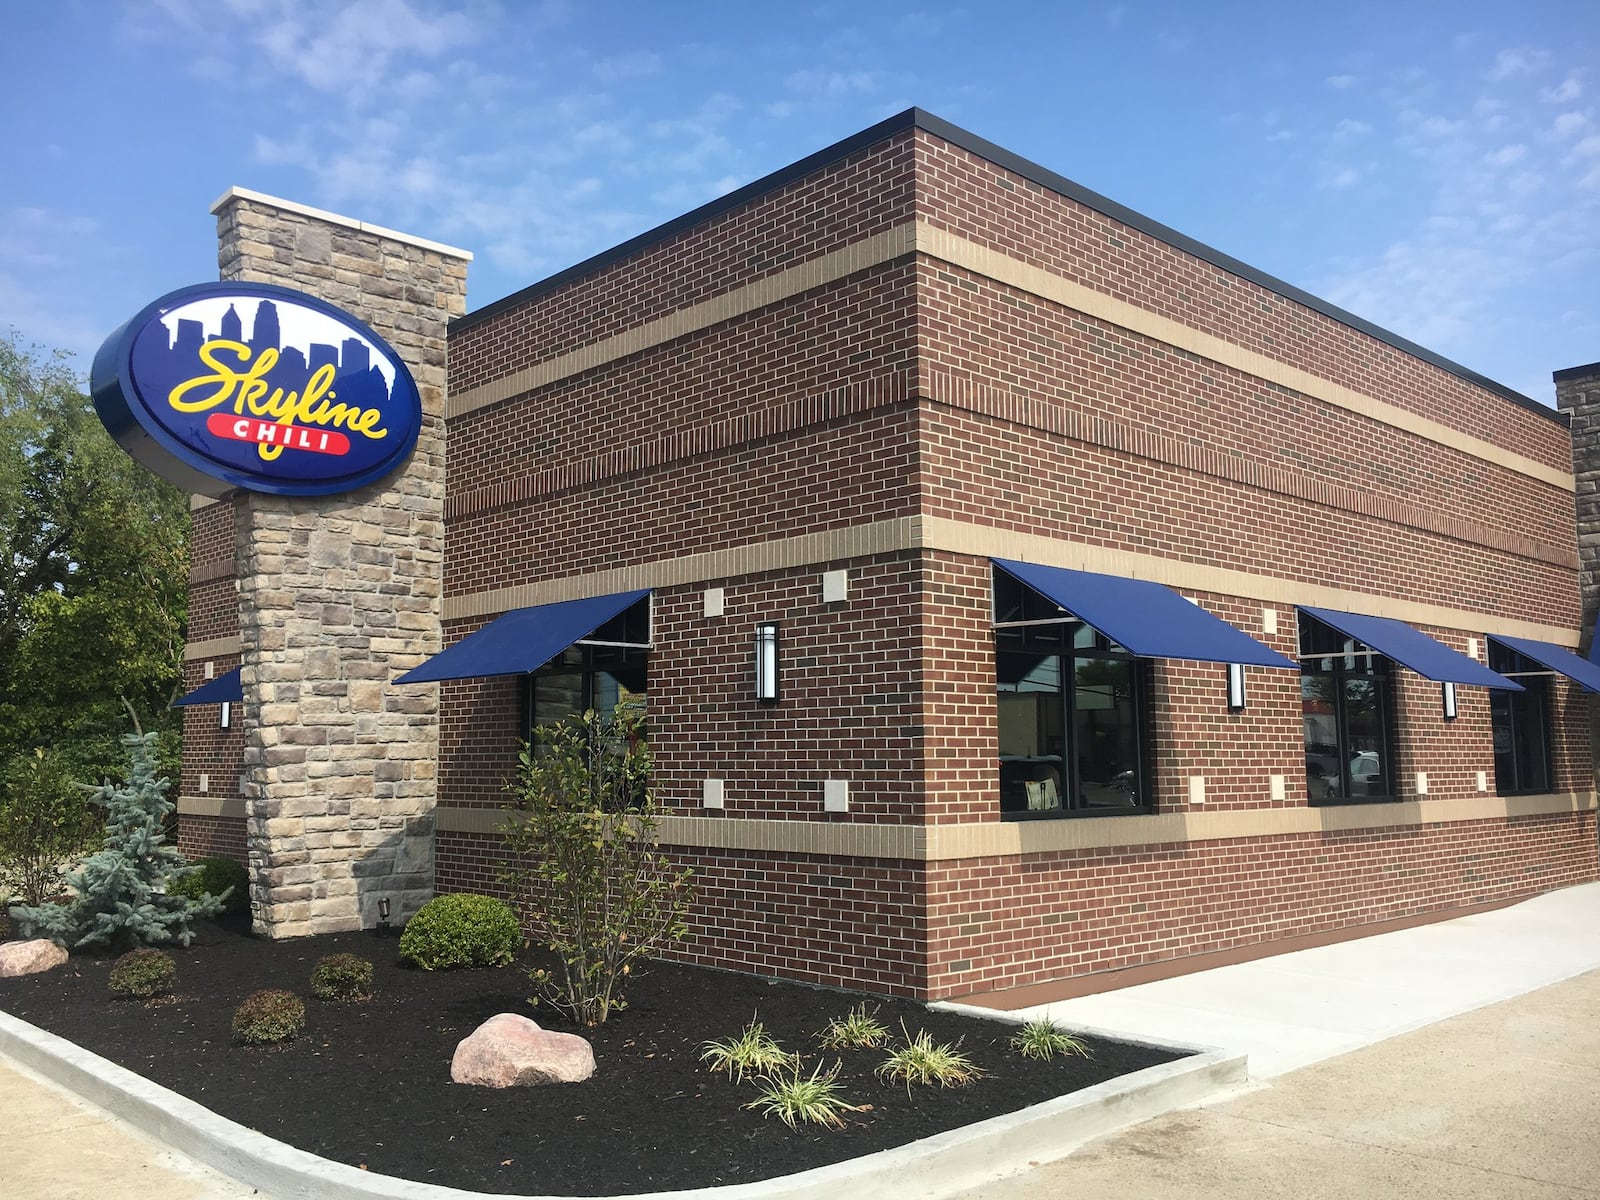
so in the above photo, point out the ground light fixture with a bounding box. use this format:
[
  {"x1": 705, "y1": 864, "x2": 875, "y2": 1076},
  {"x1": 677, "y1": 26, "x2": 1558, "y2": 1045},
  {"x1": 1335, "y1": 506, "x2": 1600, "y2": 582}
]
[
  {"x1": 755, "y1": 622, "x2": 780, "y2": 703},
  {"x1": 376, "y1": 897, "x2": 392, "y2": 937}
]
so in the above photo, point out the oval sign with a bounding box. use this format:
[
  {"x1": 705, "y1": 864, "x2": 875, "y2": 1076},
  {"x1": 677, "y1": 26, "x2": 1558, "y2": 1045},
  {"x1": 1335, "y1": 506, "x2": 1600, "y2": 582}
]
[{"x1": 91, "y1": 281, "x2": 423, "y2": 497}]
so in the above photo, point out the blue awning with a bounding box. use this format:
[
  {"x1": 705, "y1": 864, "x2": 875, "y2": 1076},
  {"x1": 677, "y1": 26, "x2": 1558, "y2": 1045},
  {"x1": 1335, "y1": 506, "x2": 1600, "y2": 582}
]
[
  {"x1": 173, "y1": 668, "x2": 243, "y2": 706},
  {"x1": 394, "y1": 590, "x2": 650, "y2": 684},
  {"x1": 993, "y1": 559, "x2": 1298, "y2": 669},
  {"x1": 1300, "y1": 607, "x2": 1521, "y2": 690},
  {"x1": 1489, "y1": 634, "x2": 1600, "y2": 694}
]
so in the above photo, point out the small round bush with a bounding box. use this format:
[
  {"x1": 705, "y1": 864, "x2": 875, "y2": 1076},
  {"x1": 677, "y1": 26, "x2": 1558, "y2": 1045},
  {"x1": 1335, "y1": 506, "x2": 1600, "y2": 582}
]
[
  {"x1": 0, "y1": 907, "x2": 12, "y2": 942},
  {"x1": 232, "y1": 989, "x2": 305, "y2": 1045},
  {"x1": 169, "y1": 856, "x2": 250, "y2": 916},
  {"x1": 311, "y1": 953, "x2": 374, "y2": 1002},
  {"x1": 398, "y1": 893, "x2": 519, "y2": 971},
  {"x1": 109, "y1": 949, "x2": 177, "y2": 999}
]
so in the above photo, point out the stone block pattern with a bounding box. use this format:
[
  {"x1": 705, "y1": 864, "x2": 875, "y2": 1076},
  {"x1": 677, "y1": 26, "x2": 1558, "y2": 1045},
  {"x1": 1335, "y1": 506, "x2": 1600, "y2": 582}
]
[
  {"x1": 433, "y1": 117, "x2": 1594, "y2": 999},
  {"x1": 216, "y1": 195, "x2": 468, "y2": 937}
]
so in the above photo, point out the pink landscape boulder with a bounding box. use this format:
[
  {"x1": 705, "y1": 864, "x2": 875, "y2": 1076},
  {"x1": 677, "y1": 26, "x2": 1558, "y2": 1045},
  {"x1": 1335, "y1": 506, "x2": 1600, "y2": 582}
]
[
  {"x1": 0, "y1": 939, "x2": 67, "y2": 978},
  {"x1": 451, "y1": 1013, "x2": 596, "y2": 1087}
]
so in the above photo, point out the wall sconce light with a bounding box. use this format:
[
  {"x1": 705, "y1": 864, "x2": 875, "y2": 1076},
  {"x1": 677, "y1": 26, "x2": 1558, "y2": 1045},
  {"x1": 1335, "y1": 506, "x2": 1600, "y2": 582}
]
[
  {"x1": 1226, "y1": 663, "x2": 1246, "y2": 712},
  {"x1": 755, "y1": 623, "x2": 780, "y2": 703},
  {"x1": 219, "y1": 701, "x2": 232, "y2": 730},
  {"x1": 1441, "y1": 682, "x2": 1458, "y2": 721}
]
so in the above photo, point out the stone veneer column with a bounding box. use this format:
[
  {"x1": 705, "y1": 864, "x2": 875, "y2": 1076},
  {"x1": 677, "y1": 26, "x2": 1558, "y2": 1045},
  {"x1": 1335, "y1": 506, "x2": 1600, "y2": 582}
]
[
  {"x1": 213, "y1": 188, "x2": 470, "y2": 937},
  {"x1": 1557, "y1": 362, "x2": 1600, "y2": 655},
  {"x1": 1557, "y1": 361, "x2": 1600, "y2": 795}
]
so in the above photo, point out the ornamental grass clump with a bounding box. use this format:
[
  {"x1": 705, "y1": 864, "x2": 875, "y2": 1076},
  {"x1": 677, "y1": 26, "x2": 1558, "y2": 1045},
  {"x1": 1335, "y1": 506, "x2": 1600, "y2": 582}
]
[
  {"x1": 876, "y1": 1024, "x2": 984, "y2": 1093},
  {"x1": 232, "y1": 989, "x2": 305, "y2": 1045},
  {"x1": 108, "y1": 948, "x2": 176, "y2": 999},
  {"x1": 1009, "y1": 1017, "x2": 1091, "y2": 1061},
  {"x1": 745, "y1": 1059, "x2": 857, "y2": 1129},
  {"x1": 818, "y1": 1002, "x2": 890, "y2": 1051},
  {"x1": 311, "y1": 953, "x2": 374, "y2": 1003},
  {"x1": 398, "y1": 894, "x2": 519, "y2": 971},
  {"x1": 701, "y1": 1014, "x2": 797, "y2": 1083}
]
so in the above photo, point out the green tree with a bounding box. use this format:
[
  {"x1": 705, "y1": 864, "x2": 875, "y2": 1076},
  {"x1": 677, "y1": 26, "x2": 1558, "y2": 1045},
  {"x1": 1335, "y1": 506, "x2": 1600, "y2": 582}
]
[
  {"x1": 0, "y1": 747, "x2": 97, "y2": 904},
  {"x1": 0, "y1": 332, "x2": 189, "y2": 785},
  {"x1": 501, "y1": 703, "x2": 695, "y2": 1026},
  {"x1": 13, "y1": 732, "x2": 219, "y2": 950}
]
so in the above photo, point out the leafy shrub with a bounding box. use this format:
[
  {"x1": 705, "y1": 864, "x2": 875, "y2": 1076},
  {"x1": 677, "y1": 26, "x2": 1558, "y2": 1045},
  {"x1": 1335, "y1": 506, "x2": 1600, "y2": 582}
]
[
  {"x1": 232, "y1": 989, "x2": 305, "y2": 1044},
  {"x1": 500, "y1": 702, "x2": 694, "y2": 1026},
  {"x1": 1009, "y1": 1017, "x2": 1091, "y2": 1061},
  {"x1": 108, "y1": 948, "x2": 177, "y2": 999},
  {"x1": 701, "y1": 1014, "x2": 797, "y2": 1082},
  {"x1": 0, "y1": 747, "x2": 97, "y2": 906},
  {"x1": 876, "y1": 1025, "x2": 983, "y2": 1092},
  {"x1": 818, "y1": 1003, "x2": 890, "y2": 1050},
  {"x1": 0, "y1": 907, "x2": 11, "y2": 942},
  {"x1": 311, "y1": 953, "x2": 374, "y2": 1002},
  {"x1": 745, "y1": 1060, "x2": 857, "y2": 1129},
  {"x1": 398, "y1": 893, "x2": 519, "y2": 971},
  {"x1": 168, "y1": 856, "x2": 249, "y2": 916}
]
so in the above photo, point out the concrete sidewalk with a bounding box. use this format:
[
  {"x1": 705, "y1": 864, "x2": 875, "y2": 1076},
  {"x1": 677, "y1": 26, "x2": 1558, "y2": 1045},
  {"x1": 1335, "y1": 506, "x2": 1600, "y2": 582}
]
[
  {"x1": 949, "y1": 965, "x2": 1600, "y2": 1199},
  {"x1": 3, "y1": 882, "x2": 1598, "y2": 1199}
]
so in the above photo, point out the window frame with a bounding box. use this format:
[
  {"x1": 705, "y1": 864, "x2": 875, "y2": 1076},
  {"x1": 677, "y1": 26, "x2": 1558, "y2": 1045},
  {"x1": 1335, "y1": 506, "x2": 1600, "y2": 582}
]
[
  {"x1": 1298, "y1": 611, "x2": 1400, "y2": 806},
  {"x1": 994, "y1": 572, "x2": 1154, "y2": 820},
  {"x1": 1487, "y1": 641, "x2": 1553, "y2": 797}
]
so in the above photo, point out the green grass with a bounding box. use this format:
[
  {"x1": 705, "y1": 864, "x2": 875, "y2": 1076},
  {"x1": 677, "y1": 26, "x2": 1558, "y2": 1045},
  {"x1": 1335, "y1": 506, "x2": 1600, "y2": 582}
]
[
  {"x1": 818, "y1": 1002, "x2": 890, "y2": 1050},
  {"x1": 876, "y1": 1023, "x2": 983, "y2": 1092},
  {"x1": 1009, "y1": 1017, "x2": 1091, "y2": 1061},
  {"x1": 700, "y1": 1014, "x2": 797, "y2": 1082},
  {"x1": 744, "y1": 1059, "x2": 857, "y2": 1129}
]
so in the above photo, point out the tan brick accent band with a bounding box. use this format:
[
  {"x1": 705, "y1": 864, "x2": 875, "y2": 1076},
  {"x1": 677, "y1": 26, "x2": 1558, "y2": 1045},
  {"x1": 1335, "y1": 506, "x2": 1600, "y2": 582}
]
[
  {"x1": 184, "y1": 636, "x2": 243, "y2": 661},
  {"x1": 440, "y1": 515, "x2": 1582, "y2": 648},
  {"x1": 449, "y1": 218, "x2": 1570, "y2": 492},
  {"x1": 447, "y1": 225, "x2": 918, "y2": 419},
  {"x1": 434, "y1": 791, "x2": 1594, "y2": 859},
  {"x1": 178, "y1": 796, "x2": 247, "y2": 820}
]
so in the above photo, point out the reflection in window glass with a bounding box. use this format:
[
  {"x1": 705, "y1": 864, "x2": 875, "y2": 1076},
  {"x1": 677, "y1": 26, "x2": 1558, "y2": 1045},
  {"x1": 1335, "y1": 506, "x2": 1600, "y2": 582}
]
[
  {"x1": 995, "y1": 573, "x2": 1148, "y2": 817},
  {"x1": 1299, "y1": 613, "x2": 1396, "y2": 804},
  {"x1": 1488, "y1": 643, "x2": 1551, "y2": 795}
]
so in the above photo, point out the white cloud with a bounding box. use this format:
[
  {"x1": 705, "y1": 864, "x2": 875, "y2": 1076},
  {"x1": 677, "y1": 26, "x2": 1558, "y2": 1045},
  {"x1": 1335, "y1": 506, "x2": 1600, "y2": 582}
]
[
  {"x1": 783, "y1": 68, "x2": 884, "y2": 98},
  {"x1": 1487, "y1": 46, "x2": 1551, "y2": 81},
  {"x1": 1542, "y1": 75, "x2": 1583, "y2": 103},
  {"x1": 1552, "y1": 112, "x2": 1590, "y2": 139},
  {"x1": 1326, "y1": 74, "x2": 1358, "y2": 89},
  {"x1": 593, "y1": 52, "x2": 661, "y2": 84},
  {"x1": 1333, "y1": 119, "x2": 1372, "y2": 139},
  {"x1": 1319, "y1": 164, "x2": 1364, "y2": 189},
  {"x1": 1482, "y1": 144, "x2": 1526, "y2": 167}
]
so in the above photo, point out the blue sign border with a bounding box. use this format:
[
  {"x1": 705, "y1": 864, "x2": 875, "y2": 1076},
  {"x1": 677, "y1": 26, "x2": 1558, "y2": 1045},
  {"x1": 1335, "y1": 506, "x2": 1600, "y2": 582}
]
[{"x1": 91, "y1": 281, "x2": 423, "y2": 498}]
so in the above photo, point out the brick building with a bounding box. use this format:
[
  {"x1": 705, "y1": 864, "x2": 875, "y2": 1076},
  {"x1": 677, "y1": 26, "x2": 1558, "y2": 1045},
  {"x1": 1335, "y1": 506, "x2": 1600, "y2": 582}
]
[{"x1": 179, "y1": 109, "x2": 1599, "y2": 1002}]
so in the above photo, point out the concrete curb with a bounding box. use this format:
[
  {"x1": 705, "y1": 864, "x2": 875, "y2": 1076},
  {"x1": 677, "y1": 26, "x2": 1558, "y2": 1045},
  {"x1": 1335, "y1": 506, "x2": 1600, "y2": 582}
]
[{"x1": 0, "y1": 1009, "x2": 1243, "y2": 1200}]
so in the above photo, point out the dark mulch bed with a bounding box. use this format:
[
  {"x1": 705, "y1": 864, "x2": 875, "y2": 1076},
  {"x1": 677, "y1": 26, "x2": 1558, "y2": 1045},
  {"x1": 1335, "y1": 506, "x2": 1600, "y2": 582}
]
[{"x1": 0, "y1": 921, "x2": 1184, "y2": 1196}]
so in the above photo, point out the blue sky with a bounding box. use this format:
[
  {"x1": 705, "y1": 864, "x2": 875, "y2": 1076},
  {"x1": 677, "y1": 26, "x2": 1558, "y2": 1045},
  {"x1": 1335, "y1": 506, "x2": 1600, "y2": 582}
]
[{"x1": 2, "y1": 1, "x2": 1595, "y2": 404}]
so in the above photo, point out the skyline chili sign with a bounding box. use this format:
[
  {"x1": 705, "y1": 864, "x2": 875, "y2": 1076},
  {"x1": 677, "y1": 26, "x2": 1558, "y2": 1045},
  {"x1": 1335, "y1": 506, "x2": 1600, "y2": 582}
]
[{"x1": 91, "y1": 281, "x2": 423, "y2": 497}]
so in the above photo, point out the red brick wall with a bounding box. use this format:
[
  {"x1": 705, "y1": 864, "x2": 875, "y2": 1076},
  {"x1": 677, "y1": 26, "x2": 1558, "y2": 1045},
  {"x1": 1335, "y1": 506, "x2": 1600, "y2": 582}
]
[
  {"x1": 425, "y1": 117, "x2": 1594, "y2": 1001},
  {"x1": 912, "y1": 130, "x2": 1569, "y2": 467},
  {"x1": 177, "y1": 813, "x2": 247, "y2": 864},
  {"x1": 925, "y1": 811, "x2": 1597, "y2": 999}
]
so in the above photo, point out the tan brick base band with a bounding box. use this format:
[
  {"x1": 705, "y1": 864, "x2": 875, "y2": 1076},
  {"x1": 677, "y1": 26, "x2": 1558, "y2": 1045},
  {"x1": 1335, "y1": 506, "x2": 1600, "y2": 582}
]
[{"x1": 425, "y1": 790, "x2": 1594, "y2": 860}]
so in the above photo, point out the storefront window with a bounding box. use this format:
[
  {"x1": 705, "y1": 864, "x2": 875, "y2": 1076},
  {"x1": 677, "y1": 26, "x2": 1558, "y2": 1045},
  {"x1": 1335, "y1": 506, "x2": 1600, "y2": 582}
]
[
  {"x1": 995, "y1": 573, "x2": 1149, "y2": 816},
  {"x1": 1488, "y1": 642, "x2": 1551, "y2": 795},
  {"x1": 1299, "y1": 612, "x2": 1397, "y2": 804},
  {"x1": 524, "y1": 599, "x2": 649, "y2": 734}
]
